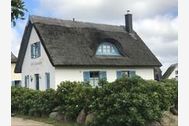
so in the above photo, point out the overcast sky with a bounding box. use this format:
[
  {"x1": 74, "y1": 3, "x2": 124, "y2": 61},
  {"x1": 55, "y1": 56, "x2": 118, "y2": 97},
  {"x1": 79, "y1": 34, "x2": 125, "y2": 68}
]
[{"x1": 11, "y1": 0, "x2": 178, "y2": 73}]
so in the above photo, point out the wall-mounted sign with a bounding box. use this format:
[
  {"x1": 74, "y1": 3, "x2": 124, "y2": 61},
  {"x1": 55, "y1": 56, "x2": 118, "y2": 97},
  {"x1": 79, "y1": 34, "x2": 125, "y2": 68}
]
[{"x1": 31, "y1": 61, "x2": 42, "y2": 66}]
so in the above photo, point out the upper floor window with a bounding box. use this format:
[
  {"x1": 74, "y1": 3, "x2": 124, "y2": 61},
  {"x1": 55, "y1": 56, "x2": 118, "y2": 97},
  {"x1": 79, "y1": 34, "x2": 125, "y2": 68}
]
[
  {"x1": 96, "y1": 42, "x2": 120, "y2": 56},
  {"x1": 31, "y1": 42, "x2": 41, "y2": 59}
]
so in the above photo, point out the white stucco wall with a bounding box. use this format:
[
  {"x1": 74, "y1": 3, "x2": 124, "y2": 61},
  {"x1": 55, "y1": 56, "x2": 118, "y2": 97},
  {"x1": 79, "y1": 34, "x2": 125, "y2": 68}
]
[
  {"x1": 21, "y1": 27, "x2": 55, "y2": 90},
  {"x1": 168, "y1": 65, "x2": 178, "y2": 80},
  {"x1": 55, "y1": 67, "x2": 154, "y2": 88}
]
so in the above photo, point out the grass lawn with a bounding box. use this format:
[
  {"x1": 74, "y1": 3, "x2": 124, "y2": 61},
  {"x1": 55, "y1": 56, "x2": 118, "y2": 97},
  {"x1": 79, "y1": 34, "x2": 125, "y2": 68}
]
[{"x1": 15, "y1": 115, "x2": 84, "y2": 126}]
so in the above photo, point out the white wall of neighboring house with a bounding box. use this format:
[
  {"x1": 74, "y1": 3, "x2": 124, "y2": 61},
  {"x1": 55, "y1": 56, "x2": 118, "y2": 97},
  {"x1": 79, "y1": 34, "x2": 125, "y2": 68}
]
[
  {"x1": 21, "y1": 27, "x2": 55, "y2": 90},
  {"x1": 168, "y1": 65, "x2": 178, "y2": 80},
  {"x1": 21, "y1": 26, "x2": 155, "y2": 90},
  {"x1": 55, "y1": 67, "x2": 154, "y2": 88},
  {"x1": 11, "y1": 63, "x2": 21, "y2": 82}
]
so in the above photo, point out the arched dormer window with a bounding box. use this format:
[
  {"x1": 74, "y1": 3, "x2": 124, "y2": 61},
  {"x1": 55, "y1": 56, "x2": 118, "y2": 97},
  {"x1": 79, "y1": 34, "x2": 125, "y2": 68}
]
[{"x1": 96, "y1": 42, "x2": 120, "y2": 56}]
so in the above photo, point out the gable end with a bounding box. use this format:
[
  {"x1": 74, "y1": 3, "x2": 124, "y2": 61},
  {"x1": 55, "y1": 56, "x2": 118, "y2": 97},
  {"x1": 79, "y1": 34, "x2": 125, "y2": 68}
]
[{"x1": 15, "y1": 20, "x2": 54, "y2": 73}]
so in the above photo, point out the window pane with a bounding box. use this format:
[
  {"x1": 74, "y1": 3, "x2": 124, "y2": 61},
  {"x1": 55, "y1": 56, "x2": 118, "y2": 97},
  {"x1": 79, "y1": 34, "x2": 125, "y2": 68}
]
[
  {"x1": 120, "y1": 71, "x2": 129, "y2": 77},
  {"x1": 98, "y1": 48, "x2": 101, "y2": 53},
  {"x1": 107, "y1": 45, "x2": 110, "y2": 53},
  {"x1": 31, "y1": 44, "x2": 36, "y2": 58},
  {"x1": 111, "y1": 46, "x2": 115, "y2": 53},
  {"x1": 90, "y1": 71, "x2": 99, "y2": 78},
  {"x1": 103, "y1": 45, "x2": 106, "y2": 53}
]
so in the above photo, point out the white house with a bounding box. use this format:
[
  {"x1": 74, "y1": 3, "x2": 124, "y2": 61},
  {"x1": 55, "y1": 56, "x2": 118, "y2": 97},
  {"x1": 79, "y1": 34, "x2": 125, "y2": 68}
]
[
  {"x1": 15, "y1": 13, "x2": 162, "y2": 90},
  {"x1": 11, "y1": 52, "x2": 21, "y2": 86},
  {"x1": 162, "y1": 63, "x2": 178, "y2": 80}
]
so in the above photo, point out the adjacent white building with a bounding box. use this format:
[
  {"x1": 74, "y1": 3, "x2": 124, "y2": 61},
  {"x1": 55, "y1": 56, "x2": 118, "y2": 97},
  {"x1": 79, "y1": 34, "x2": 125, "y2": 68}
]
[
  {"x1": 11, "y1": 53, "x2": 21, "y2": 86},
  {"x1": 162, "y1": 63, "x2": 178, "y2": 80},
  {"x1": 15, "y1": 14, "x2": 162, "y2": 90}
]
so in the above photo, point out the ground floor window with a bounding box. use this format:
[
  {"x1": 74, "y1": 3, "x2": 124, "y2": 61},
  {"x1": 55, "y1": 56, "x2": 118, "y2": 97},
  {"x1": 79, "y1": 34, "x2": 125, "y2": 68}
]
[
  {"x1": 45, "y1": 72, "x2": 50, "y2": 89},
  {"x1": 117, "y1": 71, "x2": 136, "y2": 79},
  {"x1": 83, "y1": 71, "x2": 107, "y2": 87},
  {"x1": 24, "y1": 75, "x2": 29, "y2": 88},
  {"x1": 35, "y1": 74, "x2": 40, "y2": 90},
  {"x1": 12, "y1": 80, "x2": 21, "y2": 87}
]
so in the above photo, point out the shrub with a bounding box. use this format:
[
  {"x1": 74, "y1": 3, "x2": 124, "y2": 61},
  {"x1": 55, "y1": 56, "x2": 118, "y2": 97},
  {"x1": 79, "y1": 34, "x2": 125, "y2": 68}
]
[
  {"x1": 56, "y1": 81, "x2": 94, "y2": 120},
  {"x1": 88, "y1": 76, "x2": 178, "y2": 126},
  {"x1": 29, "y1": 88, "x2": 58, "y2": 116},
  {"x1": 11, "y1": 87, "x2": 58, "y2": 117}
]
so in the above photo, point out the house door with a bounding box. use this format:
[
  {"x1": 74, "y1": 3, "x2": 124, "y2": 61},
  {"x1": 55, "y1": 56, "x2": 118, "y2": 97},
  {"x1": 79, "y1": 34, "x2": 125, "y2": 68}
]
[{"x1": 35, "y1": 74, "x2": 39, "y2": 90}]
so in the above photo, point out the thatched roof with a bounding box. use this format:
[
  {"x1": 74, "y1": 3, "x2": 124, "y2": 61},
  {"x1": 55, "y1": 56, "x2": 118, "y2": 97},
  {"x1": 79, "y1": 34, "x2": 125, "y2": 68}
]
[
  {"x1": 15, "y1": 15, "x2": 161, "y2": 73},
  {"x1": 162, "y1": 63, "x2": 178, "y2": 79},
  {"x1": 11, "y1": 52, "x2": 17, "y2": 63}
]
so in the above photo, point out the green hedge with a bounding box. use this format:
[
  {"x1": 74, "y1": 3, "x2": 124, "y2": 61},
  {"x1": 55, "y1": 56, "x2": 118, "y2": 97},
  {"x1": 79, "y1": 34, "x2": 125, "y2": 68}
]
[
  {"x1": 56, "y1": 81, "x2": 94, "y2": 120},
  {"x1": 88, "y1": 77, "x2": 178, "y2": 126},
  {"x1": 11, "y1": 77, "x2": 177, "y2": 126},
  {"x1": 11, "y1": 87, "x2": 58, "y2": 116}
]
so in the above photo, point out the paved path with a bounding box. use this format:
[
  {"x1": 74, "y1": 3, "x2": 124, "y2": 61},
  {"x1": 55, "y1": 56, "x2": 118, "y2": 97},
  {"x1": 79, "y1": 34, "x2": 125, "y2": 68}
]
[{"x1": 11, "y1": 117, "x2": 53, "y2": 126}]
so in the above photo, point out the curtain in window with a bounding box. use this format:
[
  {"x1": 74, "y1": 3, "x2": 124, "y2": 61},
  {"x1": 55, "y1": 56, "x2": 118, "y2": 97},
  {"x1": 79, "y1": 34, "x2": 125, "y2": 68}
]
[{"x1": 117, "y1": 70, "x2": 136, "y2": 79}]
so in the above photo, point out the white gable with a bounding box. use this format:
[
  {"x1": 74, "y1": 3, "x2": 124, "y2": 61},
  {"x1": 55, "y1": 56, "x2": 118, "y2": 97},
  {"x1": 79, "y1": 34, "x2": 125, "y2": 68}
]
[
  {"x1": 21, "y1": 26, "x2": 55, "y2": 90},
  {"x1": 168, "y1": 65, "x2": 178, "y2": 80}
]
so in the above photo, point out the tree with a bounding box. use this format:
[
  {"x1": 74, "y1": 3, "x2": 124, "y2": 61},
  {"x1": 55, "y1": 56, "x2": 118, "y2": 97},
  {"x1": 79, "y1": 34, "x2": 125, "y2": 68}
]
[{"x1": 11, "y1": 0, "x2": 27, "y2": 26}]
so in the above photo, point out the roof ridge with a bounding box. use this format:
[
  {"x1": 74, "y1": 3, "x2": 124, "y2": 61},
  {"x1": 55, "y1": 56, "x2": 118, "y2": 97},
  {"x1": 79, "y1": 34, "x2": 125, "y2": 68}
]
[{"x1": 29, "y1": 15, "x2": 126, "y2": 30}]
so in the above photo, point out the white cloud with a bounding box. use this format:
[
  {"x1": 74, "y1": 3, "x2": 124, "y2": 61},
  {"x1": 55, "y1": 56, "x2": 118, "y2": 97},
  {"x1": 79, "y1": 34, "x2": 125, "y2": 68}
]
[
  {"x1": 38, "y1": 0, "x2": 177, "y2": 23},
  {"x1": 134, "y1": 16, "x2": 178, "y2": 73}
]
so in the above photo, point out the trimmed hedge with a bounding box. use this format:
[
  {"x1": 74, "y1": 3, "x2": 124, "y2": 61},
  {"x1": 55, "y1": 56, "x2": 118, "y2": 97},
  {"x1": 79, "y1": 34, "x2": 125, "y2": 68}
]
[
  {"x1": 11, "y1": 77, "x2": 177, "y2": 126},
  {"x1": 88, "y1": 77, "x2": 178, "y2": 126},
  {"x1": 11, "y1": 87, "x2": 58, "y2": 116}
]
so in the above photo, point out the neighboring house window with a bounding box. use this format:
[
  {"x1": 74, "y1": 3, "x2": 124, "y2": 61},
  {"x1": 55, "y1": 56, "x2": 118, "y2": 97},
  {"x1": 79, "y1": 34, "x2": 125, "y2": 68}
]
[
  {"x1": 45, "y1": 72, "x2": 50, "y2": 89},
  {"x1": 175, "y1": 70, "x2": 178, "y2": 75},
  {"x1": 175, "y1": 70, "x2": 178, "y2": 80},
  {"x1": 31, "y1": 42, "x2": 41, "y2": 59},
  {"x1": 83, "y1": 71, "x2": 107, "y2": 86},
  {"x1": 24, "y1": 75, "x2": 29, "y2": 88},
  {"x1": 96, "y1": 42, "x2": 120, "y2": 56},
  {"x1": 14, "y1": 80, "x2": 21, "y2": 87},
  {"x1": 117, "y1": 71, "x2": 136, "y2": 79}
]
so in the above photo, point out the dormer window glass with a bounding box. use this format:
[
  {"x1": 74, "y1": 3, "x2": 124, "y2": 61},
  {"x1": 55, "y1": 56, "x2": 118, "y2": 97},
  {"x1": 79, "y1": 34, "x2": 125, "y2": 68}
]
[
  {"x1": 96, "y1": 42, "x2": 120, "y2": 56},
  {"x1": 31, "y1": 42, "x2": 41, "y2": 59}
]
